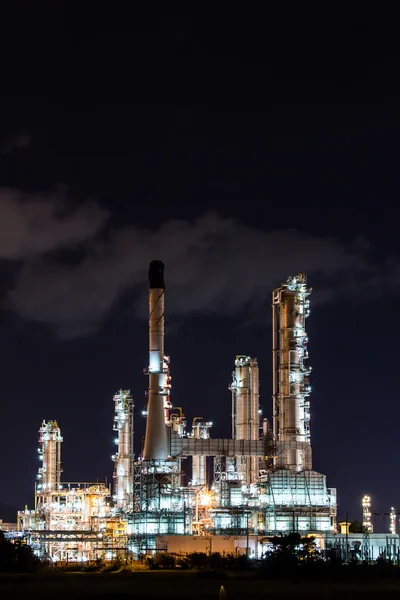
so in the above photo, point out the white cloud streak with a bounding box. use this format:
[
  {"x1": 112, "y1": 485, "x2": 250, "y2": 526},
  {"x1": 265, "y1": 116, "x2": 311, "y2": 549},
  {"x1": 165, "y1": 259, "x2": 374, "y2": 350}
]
[
  {"x1": 0, "y1": 187, "x2": 108, "y2": 259},
  {"x1": 5, "y1": 212, "x2": 375, "y2": 339}
]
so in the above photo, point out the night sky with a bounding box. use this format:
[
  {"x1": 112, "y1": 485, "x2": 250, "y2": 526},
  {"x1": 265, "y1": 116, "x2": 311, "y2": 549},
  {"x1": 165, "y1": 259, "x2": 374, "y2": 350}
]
[{"x1": 0, "y1": 8, "x2": 398, "y2": 526}]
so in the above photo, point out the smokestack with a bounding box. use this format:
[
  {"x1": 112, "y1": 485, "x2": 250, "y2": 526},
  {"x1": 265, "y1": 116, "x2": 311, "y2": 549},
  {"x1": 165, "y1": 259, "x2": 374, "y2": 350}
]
[
  {"x1": 148, "y1": 260, "x2": 165, "y2": 290},
  {"x1": 143, "y1": 261, "x2": 168, "y2": 461}
]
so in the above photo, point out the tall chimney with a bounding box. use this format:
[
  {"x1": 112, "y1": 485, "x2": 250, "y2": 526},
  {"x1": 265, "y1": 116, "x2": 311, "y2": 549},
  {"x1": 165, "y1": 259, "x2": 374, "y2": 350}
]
[{"x1": 143, "y1": 261, "x2": 168, "y2": 461}]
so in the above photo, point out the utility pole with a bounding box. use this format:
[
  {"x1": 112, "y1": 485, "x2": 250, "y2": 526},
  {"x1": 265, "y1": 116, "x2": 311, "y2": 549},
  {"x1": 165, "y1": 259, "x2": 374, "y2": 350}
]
[{"x1": 246, "y1": 510, "x2": 249, "y2": 558}]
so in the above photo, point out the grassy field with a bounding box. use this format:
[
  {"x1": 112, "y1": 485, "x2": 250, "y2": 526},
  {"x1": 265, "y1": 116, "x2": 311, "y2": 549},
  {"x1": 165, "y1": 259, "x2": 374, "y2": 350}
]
[{"x1": 2, "y1": 571, "x2": 400, "y2": 599}]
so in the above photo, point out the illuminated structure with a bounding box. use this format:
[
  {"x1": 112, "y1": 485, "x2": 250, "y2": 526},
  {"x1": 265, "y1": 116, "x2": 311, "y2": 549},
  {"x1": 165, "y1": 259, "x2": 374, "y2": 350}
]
[
  {"x1": 230, "y1": 356, "x2": 260, "y2": 484},
  {"x1": 272, "y1": 275, "x2": 311, "y2": 471},
  {"x1": 390, "y1": 507, "x2": 396, "y2": 535},
  {"x1": 112, "y1": 389, "x2": 134, "y2": 511},
  {"x1": 143, "y1": 261, "x2": 170, "y2": 461},
  {"x1": 37, "y1": 420, "x2": 63, "y2": 492},
  {"x1": 362, "y1": 494, "x2": 373, "y2": 533},
  {"x1": 129, "y1": 261, "x2": 187, "y2": 556},
  {"x1": 15, "y1": 266, "x2": 337, "y2": 561},
  {"x1": 17, "y1": 422, "x2": 121, "y2": 562},
  {"x1": 190, "y1": 418, "x2": 212, "y2": 487},
  {"x1": 243, "y1": 274, "x2": 336, "y2": 533},
  {"x1": 327, "y1": 499, "x2": 400, "y2": 562},
  {"x1": 360, "y1": 493, "x2": 373, "y2": 560},
  {"x1": 127, "y1": 267, "x2": 336, "y2": 557}
]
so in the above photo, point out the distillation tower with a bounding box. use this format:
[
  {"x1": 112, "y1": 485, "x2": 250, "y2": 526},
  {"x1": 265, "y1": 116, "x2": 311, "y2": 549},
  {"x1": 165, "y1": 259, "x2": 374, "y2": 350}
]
[
  {"x1": 37, "y1": 420, "x2": 63, "y2": 493},
  {"x1": 272, "y1": 274, "x2": 312, "y2": 471},
  {"x1": 230, "y1": 355, "x2": 260, "y2": 485},
  {"x1": 112, "y1": 390, "x2": 134, "y2": 511},
  {"x1": 258, "y1": 274, "x2": 336, "y2": 532},
  {"x1": 190, "y1": 418, "x2": 212, "y2": 487}
]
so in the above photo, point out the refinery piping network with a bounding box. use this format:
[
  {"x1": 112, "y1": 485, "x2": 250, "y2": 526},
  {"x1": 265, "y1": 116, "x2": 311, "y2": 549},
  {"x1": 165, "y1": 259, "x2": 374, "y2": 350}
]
[{"x1": 8, "y1": 261, "x2": 342, "y2": 561}]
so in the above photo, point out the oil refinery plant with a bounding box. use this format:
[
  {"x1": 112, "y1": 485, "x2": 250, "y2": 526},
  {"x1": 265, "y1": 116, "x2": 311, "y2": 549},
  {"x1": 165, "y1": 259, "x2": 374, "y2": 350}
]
[{"x1": 14, "y1": 261, "x2": 340, "y2": 561}]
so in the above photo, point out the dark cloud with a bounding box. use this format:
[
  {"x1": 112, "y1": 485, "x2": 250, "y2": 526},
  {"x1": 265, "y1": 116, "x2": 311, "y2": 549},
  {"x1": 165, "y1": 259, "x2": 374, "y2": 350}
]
[
  {"x1": 0, "y1": 132, "x2": 31, "y2": 155},
  {"x1": 5, "y1": 212, "x2": 377, "y2": 339},
  {"x1": 0, "y1": 186, "x2": 108, "y2": 259}
]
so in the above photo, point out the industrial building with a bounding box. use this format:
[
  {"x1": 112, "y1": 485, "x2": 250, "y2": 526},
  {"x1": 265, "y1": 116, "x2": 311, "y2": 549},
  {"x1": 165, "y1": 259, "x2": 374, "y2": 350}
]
[
  {"x1": 16, "y1": 418, "x2": 126, "y2": 561},
  {"x1": 11, "y1": 261, "x2": 340, "y2": 560}
]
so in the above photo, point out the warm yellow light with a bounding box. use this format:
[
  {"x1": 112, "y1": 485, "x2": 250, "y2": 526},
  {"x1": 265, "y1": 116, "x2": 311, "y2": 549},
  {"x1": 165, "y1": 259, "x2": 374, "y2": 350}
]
[{"x1": 199, "y1": 491, "x2": 214, "y2": 507}]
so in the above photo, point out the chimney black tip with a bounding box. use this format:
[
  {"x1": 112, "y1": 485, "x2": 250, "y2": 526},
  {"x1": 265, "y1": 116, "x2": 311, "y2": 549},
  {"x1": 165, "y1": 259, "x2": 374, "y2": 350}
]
[{"x1": 149, "y1": 260, "x2": 165, "y2": 289}]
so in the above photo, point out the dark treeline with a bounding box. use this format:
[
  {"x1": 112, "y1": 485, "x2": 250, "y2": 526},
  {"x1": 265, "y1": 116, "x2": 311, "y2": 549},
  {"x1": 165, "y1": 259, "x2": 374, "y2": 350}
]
[
  {"x1": 2, "y1": 531, "x2": 400, "y2": 579},
  {"x1": 0, "y1": 531, "x2": 41, "y2": 573},
  {"x1": 146, "y1": 533, "x2": 400, "y2": 580}
]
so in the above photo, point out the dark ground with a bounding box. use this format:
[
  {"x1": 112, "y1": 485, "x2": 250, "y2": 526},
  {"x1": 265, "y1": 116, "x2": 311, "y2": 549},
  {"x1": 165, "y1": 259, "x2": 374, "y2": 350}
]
[{"x1": 2, "y1": 571, "x2": 400, "y2": 599}]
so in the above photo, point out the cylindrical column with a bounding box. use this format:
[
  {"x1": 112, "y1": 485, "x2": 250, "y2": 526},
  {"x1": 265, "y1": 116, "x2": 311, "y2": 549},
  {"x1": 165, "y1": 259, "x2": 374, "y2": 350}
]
[
  {"x1": 272, "y1": 274, "x2": 312, "y2": 472},
  {"x1": 192, "y1": 455, "x2": 207, "y2": 486},
  {"x1": 249, "y1": 358, "x2": 259, "y2": 443},
  {"x1": 37, "y1": 421, "x2": 63, "y2": 492},
  {"x1": 143, "y1": 261, "x2": 168, "y2": 461},
  {"x1": 191, "y1": 419, "x2": 211, "y2": 486},
  {"x1": 230, "y1": 356, "x2": 260, "y2": 484},
  {"x1": 113, "y1": 389, "x2": 134, "y2": 509},
  {"x1": 235, "y1": 362, "x2": 249, "y2": 439}
]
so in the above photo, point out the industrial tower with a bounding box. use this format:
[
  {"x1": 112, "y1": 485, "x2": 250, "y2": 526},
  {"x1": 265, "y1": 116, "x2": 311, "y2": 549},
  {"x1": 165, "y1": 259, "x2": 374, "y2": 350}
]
[
  {"x1": 37, "y1": 420, "x2": 63, "y2": 493},
  {"x1": 230, "y1": 356, "x2": 260, "y2": 484},
  {"x1": 112, "y1": 389, "x2": 134, "y2": 511},
  {"x1": 259, "y1": 274, "x2": 336, "y2": 532},
  {"x1": 129, "y1": 261, "x2": 187, "y2": 555},
  {"x1": 272, "y1": 274, "x2": 312, "y2": 471}
]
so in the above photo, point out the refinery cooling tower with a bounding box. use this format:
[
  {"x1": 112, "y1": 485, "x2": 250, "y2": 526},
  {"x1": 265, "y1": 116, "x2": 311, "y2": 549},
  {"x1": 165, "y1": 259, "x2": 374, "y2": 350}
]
[
  {"x1": 143, "y1": 260, "x2": 169, "y2": 461},
  {"x1": 272, "y1": 274, "x2": 312, "y2": 471}
]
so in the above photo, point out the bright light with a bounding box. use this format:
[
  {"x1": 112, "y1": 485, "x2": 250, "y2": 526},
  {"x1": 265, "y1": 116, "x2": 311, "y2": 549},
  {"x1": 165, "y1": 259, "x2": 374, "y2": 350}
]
[
  {"x1": 362, "y1": 494, "x2": 373, "y2": 533},
  {"x1": 149, "y1": 352, "x2": 160, "y2": 373},
  {"x1": 199, "y1": 491, "x2": 214, "y2": 507},
  {"x1": 390, "y1": 507, "x2": 397, "y2": 535},
  {"x1": 114, "y1": 438, "x2": 119, "y2": 444}
]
